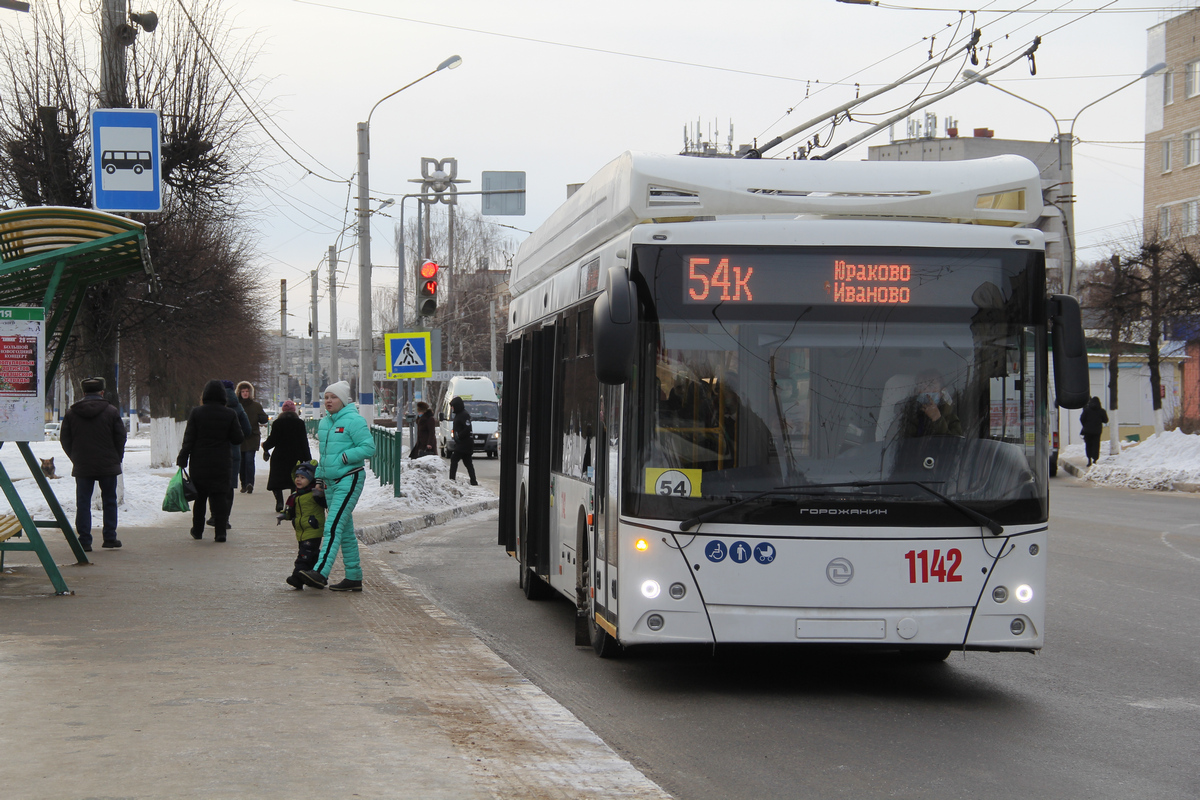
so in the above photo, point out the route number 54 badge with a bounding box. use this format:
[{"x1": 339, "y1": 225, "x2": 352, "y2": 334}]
[{"x1": 644, "y1": 468, "x2": 702, "y2": 498}]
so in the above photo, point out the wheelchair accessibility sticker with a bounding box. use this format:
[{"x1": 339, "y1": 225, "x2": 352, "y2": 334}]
[
  {"x1": 704, "y1": 540, "x2": 776, "y2": 565},
  {"x1": 704, "y1": 540, "x2": 727, "y2": 562}
]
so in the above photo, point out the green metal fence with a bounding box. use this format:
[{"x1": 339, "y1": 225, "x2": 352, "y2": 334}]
[
  {"x1": 303, "y1": 418, "x2": 402, "y2": 497},
  {"x1": 370, "y1": 425, "x2": 403, "y2": 498}
]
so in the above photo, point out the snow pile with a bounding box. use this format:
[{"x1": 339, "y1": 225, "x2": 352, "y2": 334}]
[
  {"x1": 0, "y1": 434, "x2": 494, "y2": 529},
  {"x1": 353, "y1": 453, "x2": 494, "y2": 527},
  {"x1": 1062, "y1": 429, "x2": 1200, "y2": 491}
]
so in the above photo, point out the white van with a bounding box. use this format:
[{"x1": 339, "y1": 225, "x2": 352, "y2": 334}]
[{"x1": 438, "y1": 376, "x2": 500, "y2": 458}]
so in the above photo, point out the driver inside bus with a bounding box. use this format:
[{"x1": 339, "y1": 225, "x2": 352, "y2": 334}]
[{"x1": 902, "y1": 368, "x2": 962, "y2": 437}]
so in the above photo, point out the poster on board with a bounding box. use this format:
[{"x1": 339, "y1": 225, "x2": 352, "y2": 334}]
[{"x1": 0, "y1": 307, "x2": 45, "y2": 442}]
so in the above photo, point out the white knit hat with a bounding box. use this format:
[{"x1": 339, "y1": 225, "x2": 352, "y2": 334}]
[{"x1": 323, "y1": 380, "x2": 352, "y2": 407}]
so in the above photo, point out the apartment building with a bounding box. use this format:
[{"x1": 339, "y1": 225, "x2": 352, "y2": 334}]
[{"x1": 1144, "y1": 7, "x2": 1200, "y2": 241}]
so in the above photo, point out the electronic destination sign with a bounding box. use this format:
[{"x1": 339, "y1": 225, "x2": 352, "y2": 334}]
[{"x1": 678, "y1": 251, "x2": 1006, "y2": 308}]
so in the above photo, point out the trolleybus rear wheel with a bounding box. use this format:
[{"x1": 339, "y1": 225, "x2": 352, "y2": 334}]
[{"x1": 518, "y1": 496, "x2": 549, "y2": 600}]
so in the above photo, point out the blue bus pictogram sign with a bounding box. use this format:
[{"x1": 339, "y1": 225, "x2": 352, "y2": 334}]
[{"x1": 90, "y1": 108, "x2": 162, "y2": 213}]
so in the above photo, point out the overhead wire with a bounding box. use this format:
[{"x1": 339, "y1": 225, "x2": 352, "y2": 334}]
[{"x1": 170, "y1": 0, "x2": 349, "y2": 186}]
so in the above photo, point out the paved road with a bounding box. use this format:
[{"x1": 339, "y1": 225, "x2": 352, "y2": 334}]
[{"x1": 375, "y1": 467, "x2": 1200, "y2": 800}]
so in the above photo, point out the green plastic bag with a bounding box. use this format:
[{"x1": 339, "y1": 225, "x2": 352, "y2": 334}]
[{"x1": 162, "y1": 468, "x2": 190, "y2": 513}]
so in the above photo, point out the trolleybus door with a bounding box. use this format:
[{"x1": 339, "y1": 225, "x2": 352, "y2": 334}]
[{"x1": 592, "y1": 383, "x2": 621, "y2": 634}]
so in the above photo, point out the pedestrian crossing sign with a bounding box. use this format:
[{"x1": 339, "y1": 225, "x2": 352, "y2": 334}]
[{"x1": 384, "y1": 332, "x2": 432, "y2": 379}]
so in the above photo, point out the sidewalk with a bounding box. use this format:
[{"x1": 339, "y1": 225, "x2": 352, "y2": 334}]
[{"x1": 0, "y1": 481, "x2": 672, "y2": 800}]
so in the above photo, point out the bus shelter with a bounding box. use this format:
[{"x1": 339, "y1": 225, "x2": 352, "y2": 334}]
[{"x1": 0, "y1": 207, "x2": 155, "y2": 594}]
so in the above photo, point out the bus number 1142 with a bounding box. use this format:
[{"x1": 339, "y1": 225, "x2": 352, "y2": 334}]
[{"x1": 904, "y1": 549, "x2": 963, "y2": 583}]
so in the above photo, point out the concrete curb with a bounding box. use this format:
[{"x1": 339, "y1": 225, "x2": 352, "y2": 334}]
[
  {"x1": 356, "y1": 498, "x2": 500, "y2": 545},
  {"x1": 1061, "y1": 457, "x2": 1087, "y2": 479}
]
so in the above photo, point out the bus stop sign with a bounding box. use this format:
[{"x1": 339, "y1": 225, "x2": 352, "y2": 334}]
[{"x1": 90, "y1": 108, "x2": 162, "y2": 213}]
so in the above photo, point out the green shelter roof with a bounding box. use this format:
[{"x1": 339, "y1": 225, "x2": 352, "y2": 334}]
[{"x1": 0, "y1": 206, "x2": 154, "y2": 307}]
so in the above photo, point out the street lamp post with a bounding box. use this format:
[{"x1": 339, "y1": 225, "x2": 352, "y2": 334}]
[
  {"x1": 356, "y1": 54, "x2": 462, "y2": 423},
  {"x1": 965, "y1": 63, "x2": 1166, "y2": 296}
]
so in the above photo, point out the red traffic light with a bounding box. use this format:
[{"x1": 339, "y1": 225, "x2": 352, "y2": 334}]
[
  {"x1": 420, "y1": 260, "x2": 439, "y2": 280},
  {"x1": 422, "y1": 279, "x2": 438, "y2": 295}
]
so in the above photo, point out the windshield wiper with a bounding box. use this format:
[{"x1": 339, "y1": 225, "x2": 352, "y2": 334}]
[
  {"x1": 678, "y1": 480, "x2": 1003, "y2": 535},
  {"x1": 680, "y1": 485, "x2": 814, "y2": 531}
]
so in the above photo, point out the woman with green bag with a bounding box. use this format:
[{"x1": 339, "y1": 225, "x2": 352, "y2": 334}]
[{"x1": 176, "y1": 380, "x2": 244, "y2": 541}]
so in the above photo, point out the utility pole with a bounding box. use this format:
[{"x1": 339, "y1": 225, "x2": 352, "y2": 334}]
[
  {"x1": 311, "y1": 270, "x2": 319, "y2": 407},
  {"x1": 280, "y1": 279, "x2": 287, "y2": 405},
  {"x1": 489, "y1": 299, "x2": 497, "y2": 383},
  {"x1": 356, "y1": 122, "x2": 375, "y2": 423},
  {"x1": 100, "y1": 0, "x2": 129, "y2": 108},
  {"x1": 328, "y1": 246, "x2": 339, "y2": 396}
]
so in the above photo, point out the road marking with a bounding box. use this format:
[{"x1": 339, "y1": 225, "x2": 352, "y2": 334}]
[{"x1": 1160, "y1": 531, "x2": 1200, "y2": 563}]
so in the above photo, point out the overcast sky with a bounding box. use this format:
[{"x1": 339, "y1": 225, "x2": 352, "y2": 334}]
[{"x1": 97, "y1": 2, "x2": 1200, "y2": 337}]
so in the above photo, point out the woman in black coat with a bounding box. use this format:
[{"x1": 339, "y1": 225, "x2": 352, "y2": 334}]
[
  {"x1": 410, "y1": 401, "x2": 437, "y2": 459},
  {"x1": 262, "y1": 400, "x2": 312, "y2": 513},
  {"x1": 1079, "y1": 396, "x2": 1109, "y2": 467},
  {"x1": 177, "y1": 380, "x2": 245, "y2": 541}
]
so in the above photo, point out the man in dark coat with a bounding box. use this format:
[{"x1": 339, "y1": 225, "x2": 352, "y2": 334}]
[
  {"x1": 236, "y1": 381, "x2": 269, "y2": 493},
  {"x1": 1079, "y1": 396, "x2": 1109, "y2": 467},
  {"x1": 60, "y1": 376, "x2": 127, "y2": 551},
  {"x1": 222, "y1": 381, "x2": 252, "y2": 527},
  {"x1": 262, "y1": 400, "x2": 312, "y2": 513},
  {"x1": 178, "y1": 380, "x2": 245, "y2": 541},
  {"x1": 448, "y1": 395, "x2": 478, "y2": 485}
]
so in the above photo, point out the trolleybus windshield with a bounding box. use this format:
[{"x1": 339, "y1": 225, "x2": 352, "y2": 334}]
[{"x1": 629, "y1": 244, "x2": 1049, "y2": 528}]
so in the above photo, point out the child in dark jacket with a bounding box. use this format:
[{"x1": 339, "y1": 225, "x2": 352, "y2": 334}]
[{"x1": 282, "y1": 461, "x2": 326, "y2": 590}]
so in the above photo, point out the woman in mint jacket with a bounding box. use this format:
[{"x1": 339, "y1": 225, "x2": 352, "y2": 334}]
[{"x1": 299, "y1": 381, "x2": 375, "y2": 592}]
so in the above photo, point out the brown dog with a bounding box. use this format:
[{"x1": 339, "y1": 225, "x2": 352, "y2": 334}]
[{"x1": 39, "y1": 457, "x2": 59, "y2": 479}]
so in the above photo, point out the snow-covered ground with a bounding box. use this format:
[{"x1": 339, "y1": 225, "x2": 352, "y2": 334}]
[
  {"x1": 0, "y1": 432, "x2": 494, "y2": 529},
  {"x1": 1062, "y1": 428, "x2": 1200, "y2": 492}
]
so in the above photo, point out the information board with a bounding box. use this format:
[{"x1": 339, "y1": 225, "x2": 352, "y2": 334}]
[{"x1": 0, "y1": 307, "x2": 46, "y2": 441}]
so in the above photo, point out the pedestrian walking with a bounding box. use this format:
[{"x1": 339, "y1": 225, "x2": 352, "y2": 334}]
[
  {"x1": 236, "y1": 381, "x2": 269, "y2": 493},
  {"x1": 298, "y1": 381, "x2": 375, "y2": 592},
  {"x1": 447, "y1": 395, "x2": 478, "y2": 485},
  {"x1": 262, "y1": 399, "x2": 312, "y2": 513},
  {"x1": 410, "y1": 400, "x2": 436, "y2": 459},
  {"x1": 280, "y1": 460, "x2": 325, "y2": 590},
  {"x1": 220, "y1": 380, "x2": 252, "y2": 528},
  {"x1": 177, "y1": 380, "x2": 245, "y2": 541},
  {"x1": 1080, "y1": 396, "x2": 1108, "y2": 467},
  {"x1": 59, "y1": 376, "x2": 127, "y2": 552}
]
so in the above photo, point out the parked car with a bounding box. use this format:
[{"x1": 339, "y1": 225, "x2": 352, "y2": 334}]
[{"x1": 43, "y1": 422, "x2": 60, "y2": 441}]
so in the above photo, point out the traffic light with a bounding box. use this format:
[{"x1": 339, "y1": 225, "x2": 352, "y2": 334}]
[{"x1": 418, "y1": 260, "x2": 439, "y2": 316}]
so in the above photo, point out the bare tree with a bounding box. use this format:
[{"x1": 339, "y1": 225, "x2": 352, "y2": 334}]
[
  {"x1": 0, "y1": 2, "x2": 271, "y2": 416},
  {"x1": 1079, "y1": 254, "x2": 1143, "y2": 455}
]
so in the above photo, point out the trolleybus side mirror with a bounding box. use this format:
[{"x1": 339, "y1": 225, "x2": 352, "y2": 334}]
[
  {"x1": 593, "y1": 265, "x2": 638, "y2": 385},
  {"x1": 1048, "y1": 294, "x2": 1089, "y2": 409}
]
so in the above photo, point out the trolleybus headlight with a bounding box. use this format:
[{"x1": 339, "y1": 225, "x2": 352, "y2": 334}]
[
  {"x1": 1015, "y1": 584, "x2": 1033, "y2": 603},
  {"x1": 641, "y1": 579, "x2": 661, "y2": 599},
  {"x1": 1010, "y1": 618, "x2": 1026, "y2": 635},
  {"x1": 635, "y1": 538, "x2": 649, "y2": 552},
  {"x1": 992, "y1": 586, "x2": 1008, "y2": 603},
  {"x1": 669, "y1": 582, "x2": 687, "y2": 600},
  {"x1": 647, "y1": 614, "x2": 665, "y2": 631}
]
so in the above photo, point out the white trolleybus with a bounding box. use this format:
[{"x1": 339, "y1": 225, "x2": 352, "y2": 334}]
[{"x1": 498, "y1": 152, "x2": 1088, "y2": 659}]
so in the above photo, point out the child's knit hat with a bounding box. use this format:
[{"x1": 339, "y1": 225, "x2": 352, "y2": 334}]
[{"x1": 294, "y1": 462, "x2": 316, "y2": 482}]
